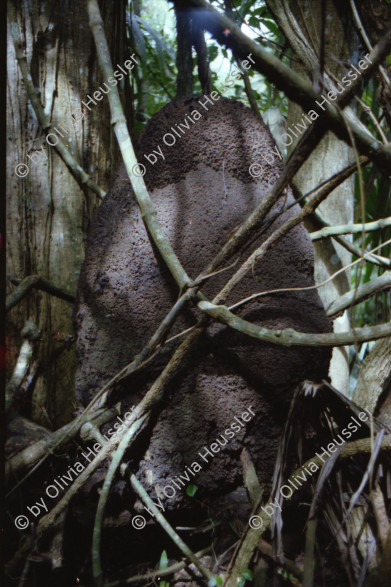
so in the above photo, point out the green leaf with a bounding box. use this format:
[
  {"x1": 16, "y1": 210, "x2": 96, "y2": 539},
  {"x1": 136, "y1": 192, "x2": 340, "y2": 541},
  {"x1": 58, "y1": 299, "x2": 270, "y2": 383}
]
[
  {"x1": 159, "y1": 550, "x2": 169, "y2": 587},
  {"x1": 136, "y1": 15, "x2": 175, "y2": 62},
  {"x1": 248, "y1": 16, "x2": 259, "y2": 27},
  {"x1": 186, "y1": 484, "x2": 198, "y2": 497},
  {"x1": 242, "y1": 569, "x2": 253, "y2": 580},
  {"x1": 208, "y1": 45, "x2": 219, "y2": 63},
  {"x1": 261, "y1": 18, "x2": 280, "y2": 38},
  {"x1": 237, "y1": 568, "x2": 253, "y2": 586},
  {"x1": 207, "y1": 578, "x2": 223, "y2": 587},
  {"x1": 127, "y1": 12, "x2": 147, "y2": 64},
  {"x1": 159, "y1": 550, "x2": 168, "y2": 570}
]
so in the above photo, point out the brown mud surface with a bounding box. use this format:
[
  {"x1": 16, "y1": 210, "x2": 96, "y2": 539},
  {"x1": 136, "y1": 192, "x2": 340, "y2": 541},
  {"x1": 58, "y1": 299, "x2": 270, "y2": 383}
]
[{"x1": 74, "y1": 96, "x2": 332, "y2": 508}]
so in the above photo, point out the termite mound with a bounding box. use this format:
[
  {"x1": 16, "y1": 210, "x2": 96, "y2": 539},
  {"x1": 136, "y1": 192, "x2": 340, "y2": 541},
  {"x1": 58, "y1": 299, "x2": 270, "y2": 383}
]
[{"x1": 74, "y1": 96, "x2": 332, "y2": 506}]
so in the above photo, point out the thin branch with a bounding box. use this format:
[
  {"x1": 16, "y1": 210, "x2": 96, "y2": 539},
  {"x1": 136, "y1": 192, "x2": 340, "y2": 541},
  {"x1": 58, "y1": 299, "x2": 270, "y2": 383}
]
[
  {"x1": 198, "y1": 300, "x2": 391, "y2": 347},
  {"x1": 228, "y1": 240, "x2": 391, "y2": 313},
  {"x1": 213, "y1": 157, "x2": 362, "y2": 306},
  {"x1": 257, "y1": 538, "x2": 304, "y2": 582},
  {"x1": 92, "y1": 416, "x2": 148, "y2": 587},
  {"x1": 34, "y1": 326, "x2": 203, "y2": 539},
  {"x1": 105, "y1": 547, "x2": 212, "y2": 586},
  {"x1": 327, "y1": 271, "x2": 391, "y2": 316},
  {"x1": 7, "y1": 2, "x2": 106, "y2": 199},
  {"x1": 86, "y1": 0, "x2": 192, "y2": 290},
  {"x1": 185, "y1": 0, "x2": 391, "y2": 175},
  {"x1": 310, "y1": 218, "x2": 391, "y2": 240},
  {"x1": 349, "y1": 0, "x2": 391, "y2": 88},
  {"x1": 130, "y1": 474, "x2": 216, "y2": 583},
  {"x1": 312, "y1": 212, "x2": 391, "y2": 268},
  {"x1": 225, "y1": 434, "x2": 391, "y2": 587},
  {"x1": 354, "y1": 95, "x2": 389, "y2": 144},
  {"x1": 6, "y1": 275, "x2": 75, "y2": 312},
  {"x1": 5, "y1": 407, "x2": 119, "y2": 486}
]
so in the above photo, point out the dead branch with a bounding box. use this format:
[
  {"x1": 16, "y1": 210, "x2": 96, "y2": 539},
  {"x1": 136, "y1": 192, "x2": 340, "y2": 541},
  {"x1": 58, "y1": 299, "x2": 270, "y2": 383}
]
[
  {"x1": 198, "y1": 300, "x2": 391, "y2": 346},
  {"x1": 6, "y1": 275, "x2": 75, "y2": 312},
  {"x1": 91, "y1": 416, "x2": 148, "y2": 586},
  {"x1": 87, "y1": 0, "x2": 192, "y2": 291},
  {"x1": 312, "y1": 211, "x2": 391, "y2": 268},
  {"x1": 327, "y1": 271, "x2": 391, "y2": 316},
  {"x1": 5, "y1": 407, "x2": 118, "y2": 485},
  {"x1": 105, "y1": 547, "x2": 212, "y2": 586},
  {"x1": 310, "y1": 218, "x2": 391, "y2": 240},
  {"x1": 225, "y1": 434, "x2": 391, "y2": 587},
  {"x1": 130, "y1": 474, "x2": 216, "y2": 583},
  {"x1": 185, "y1": 0, "x2": 391, "y2": 175}
]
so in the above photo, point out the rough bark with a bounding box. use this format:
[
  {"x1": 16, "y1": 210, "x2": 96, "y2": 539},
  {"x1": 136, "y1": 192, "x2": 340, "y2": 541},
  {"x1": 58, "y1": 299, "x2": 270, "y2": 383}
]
[
  {"x1": 6, "y1": 0, "x2": 127, "y2": 427},
  {"x1": 284, "y1": 0, "x2": 357, "y2": 393},
  {"x1": 353, "y1": 337, "x2": 391, "y2": 426}
]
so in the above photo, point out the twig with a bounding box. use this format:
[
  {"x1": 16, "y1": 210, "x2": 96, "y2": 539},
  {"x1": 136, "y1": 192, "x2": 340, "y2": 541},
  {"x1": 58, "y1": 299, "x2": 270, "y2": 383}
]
[
  {"x1": 7, "y1": 2, "x2": 106, "y2": 199},
  {"x1": 312, "y1": 212, "x2": 391, "y2": 268},
  {"x1": 310, "y1": 218, "x2": 391, "y2": 240},
  {"x1": 5, "y1": 407, "x2": 119, "y2": 486},
  {"x1": 213, "y1": 158, "x2": 361, "y2": 306},
  {"x1": 225, "y1": 434, "x2": 391, "y2": 587},
  {"x1": 257, "y1": 538, "x2": 304, "y2": 582},
  {"x1": 183, "y1": 0, "x2": 391, "y2": 175},
  {"x1": 86, "y1": 0, "x2": 192, "y2": 291},
  {"x1": 105, "y1": 547, "x2": 212, "y2": 586},
  {"x1": 198, "y1": 300, "x2": 391, "y2": 347},
  {"x1": 355, "y1": 96, "x2": 389, "y2": 145},
  {"x1": 6, "y1": 275, "x2": 75, "y2": 312},
  {"x1": 227, "y1": 239, "x2": 391, "y2": 313},
  {"x1": 349, "y1": 0, "x2": 391, "y2": 89},
  {"x1": 92, "y1": 416, "x2": 148, "y2": 587},
  {"x1": 130, "y1": 474, "x2": 216, "y2": 583},
  {"x1": 327, "y1": 271, "x2": 391, "y2": 316}
]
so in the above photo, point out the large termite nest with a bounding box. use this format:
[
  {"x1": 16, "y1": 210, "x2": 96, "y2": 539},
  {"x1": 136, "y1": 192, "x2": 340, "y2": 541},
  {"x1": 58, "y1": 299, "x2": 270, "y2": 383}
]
[{"x1": 74, "y1": 96, "x2": 332, "y2": 509}]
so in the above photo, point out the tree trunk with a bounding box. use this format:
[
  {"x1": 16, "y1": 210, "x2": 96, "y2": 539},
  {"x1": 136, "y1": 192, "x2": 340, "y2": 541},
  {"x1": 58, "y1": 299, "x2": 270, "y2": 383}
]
[
  {"x1": 353, "y1": 336, "x2": 391, "y2": 425},
  {"x1": 7, "y1": 0, "x2": 127, "y2": 427},
  {"x1": 285, "y1": 0, "x2": 357, "y2": 393}
]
